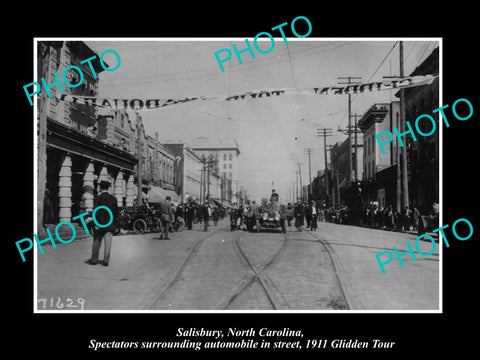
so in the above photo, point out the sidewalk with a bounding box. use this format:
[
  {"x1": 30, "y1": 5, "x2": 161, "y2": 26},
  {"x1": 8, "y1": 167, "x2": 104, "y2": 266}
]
[
  {"x1": 341, "y1": 223, "x2": 439, "y2": 242},
  {"x1": 43, "y1": 222, "x2": 92, "y2": 242}
]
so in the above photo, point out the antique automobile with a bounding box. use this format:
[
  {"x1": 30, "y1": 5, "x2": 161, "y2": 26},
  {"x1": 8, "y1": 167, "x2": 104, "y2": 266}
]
[
  {"x1": 338, "y1": 206, "x2": 351, "y2": 224},
  {"x1": 258, "y1": 197, "x2": 286, "y2": 233},
  {"x1": 114, "y1": 205, "x2": 161, "y2": 234},
  {"x1": 149, "y1": 202, "x2": 185, "y2": 233}
]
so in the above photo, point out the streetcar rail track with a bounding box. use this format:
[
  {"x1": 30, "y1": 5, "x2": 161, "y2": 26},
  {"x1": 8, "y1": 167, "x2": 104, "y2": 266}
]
[
  {"x1": 306, "y1": 230, "x2": 351, "y2": 310},
  {"x1": 217, "y1": 231, "x2": 289, "y2": 310},
  {"x1": 138, "y1": 223, "x2": 351, "y2": 310},
  {"x1": 136, "y1": 226, "x2": 225, "y2": 310}
]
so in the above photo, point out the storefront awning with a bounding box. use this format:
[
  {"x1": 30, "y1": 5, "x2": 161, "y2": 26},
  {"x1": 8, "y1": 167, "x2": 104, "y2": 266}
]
[
  {"x1": 132, "y1": 184, "x2": 148, "y2": 199},
  {"x1": 147, "y1": 186, "x2": 178, "y2": 203},
  {"x1": 210, "y1": 198, "x2": 222, "y2": 208}
]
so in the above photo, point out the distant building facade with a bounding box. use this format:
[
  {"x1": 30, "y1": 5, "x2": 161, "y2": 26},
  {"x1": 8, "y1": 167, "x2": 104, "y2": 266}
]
[
  {"x1": 97, "y1": 109, "x2": 176, "y2": 202},
  {"x1": 400, "y1": 47, "x2": 439, "y2": 214},
  {"x1": 190, "y1": 137, "x2": 240, "y2": 204},
  {"x1": 163, "y1": 143, "x2": 203, "y2": 204},
  {"x1": 358, "y1": 101, "x2": 400, "y2": 208},
  {"x1": 330, "y1": 136, "x2": 363, "y2": 207}
]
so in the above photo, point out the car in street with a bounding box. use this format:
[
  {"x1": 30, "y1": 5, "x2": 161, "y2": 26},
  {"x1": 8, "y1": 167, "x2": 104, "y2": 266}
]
[{"x1": 257, "y1": 197, "x2": 286, "y2": 233}]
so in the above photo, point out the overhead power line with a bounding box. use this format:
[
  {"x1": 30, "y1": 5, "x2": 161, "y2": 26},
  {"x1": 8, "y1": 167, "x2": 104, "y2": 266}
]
[
  {"x1": 100, "y1": 42, "x2": 357, "y2": 86},
  {"x1": 351, "y1": 41, "x2": 397, "y2": 105},
  {"x1": 365, "y1": 42, "x2": 398, "y2": 83}
]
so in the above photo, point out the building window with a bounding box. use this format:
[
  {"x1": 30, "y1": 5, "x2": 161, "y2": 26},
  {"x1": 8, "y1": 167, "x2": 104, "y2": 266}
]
[
  {"x1": 229, "y1": 154, "x2": 232, "y2": 161},
  {"x1": 223, "y1": 154, "x2": 227, "y2": 161},
  {"x1": 229, "y1": 164, "x2": 232, "y2": 169},
  {"x1": 228, "y1": 172, "x2": 232, "y2": 178},
  {"x1": 223, "y1": 164, "x2": 227, "y2": 169}
]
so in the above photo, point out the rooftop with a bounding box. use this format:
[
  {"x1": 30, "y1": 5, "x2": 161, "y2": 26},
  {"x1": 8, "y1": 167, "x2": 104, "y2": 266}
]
[
  {"x1": 357, "y1": 103, "x2": 390, "y2": 131},
  {"x1": 190, "y1": 137, "x2": 240, "y2": 154}
]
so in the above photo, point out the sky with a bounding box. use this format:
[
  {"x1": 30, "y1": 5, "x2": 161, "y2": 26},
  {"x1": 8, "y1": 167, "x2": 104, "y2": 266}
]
[{"x1": 85, "y1": 39, "x2": 439, "y2": 203}]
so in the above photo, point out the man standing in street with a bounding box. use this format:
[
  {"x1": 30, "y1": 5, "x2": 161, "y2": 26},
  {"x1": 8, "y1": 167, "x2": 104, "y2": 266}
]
[
  {"x1": 286, "y1": 203, "x2": 294, "y2": 227},
  {"x1": 202, "y1": 203, "x2": 210, "y2": 231},
  {"x1": 159, "y1": 196, "x2": 174, "y2": 240},
  {"x1": 246, "y1": 200, "x2": 260, "y2": 232},
  {"x1": 294, "y1": 199, "x2": 304, "y2": 232},
  {"x1": 85, "y1": 180, "x2": 118, "y2": 267},
  {"x1": 212, "y1": 207, "x2": 220, "y2": 226},
  {"x1": 305, "y1": 202, "x2": 311, "y2": 229},
  {"x1": 186, "y1": 203, "x2": 195, "y2": 230},
  {"x1": 270, "y1": 189, "x2": 279, "y2": 202},
  {"x1": 309, "y1": 200, "x2": 318, "y2": 231},
  {"x1": 175, "y1": 202, "x2": 184, "y2": 230}
]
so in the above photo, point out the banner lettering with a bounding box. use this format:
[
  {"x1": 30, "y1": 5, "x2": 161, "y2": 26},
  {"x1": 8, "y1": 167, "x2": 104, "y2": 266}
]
[{"x1": 56, "y1": 75, "x2": 437, "y2": 111}]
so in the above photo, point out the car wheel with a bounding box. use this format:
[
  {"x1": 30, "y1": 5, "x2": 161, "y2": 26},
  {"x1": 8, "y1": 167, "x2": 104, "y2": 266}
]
[
  {"x1": 133, "y1": 219, "x2": 147, "y2": 234},
  {"x1": 151, "y1": 219, "x2": 161, "y2": 232}
]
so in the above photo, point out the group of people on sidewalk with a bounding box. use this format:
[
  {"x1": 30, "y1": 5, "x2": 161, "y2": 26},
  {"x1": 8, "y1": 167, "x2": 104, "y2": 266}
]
[{"x1": 363, "y1": 202, "x2": 439, "y2": 235}]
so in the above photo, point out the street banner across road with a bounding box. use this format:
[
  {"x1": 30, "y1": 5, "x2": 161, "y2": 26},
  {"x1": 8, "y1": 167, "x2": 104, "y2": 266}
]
[{"x1": 55, "y1": 75, "x2": 438, "y2": 112}]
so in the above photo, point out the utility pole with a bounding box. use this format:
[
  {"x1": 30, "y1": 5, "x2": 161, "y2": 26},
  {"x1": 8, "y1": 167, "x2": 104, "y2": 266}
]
[
  {"x1": 317, "y1": 128, "x2": 333, "y2": 206},
  {"x1": 206, "y1": 164, "x2": 210, "y2": 200},
  {"x1": 203, "y1": 156, "x2": 216, "y2": 203},
  {"x1": 399, "y1": 41, "x2": 409, "y2": 210},
  {"x1": 220, "y1": 174, "x2": 224, "y2": 205},
  {"x1": 326, "y1": 145, "x2": 334, "y2": 207},
  {"x1": 231, "y1": 180, "x2": 239, "y2": 204},
  {"x1": 199, "y1": 167, "x2": 203, "y2": 204},
  {"x1": 292, "y1": 181, "x2": 296, "y2": 203},
  {"x1": 136, "y1": 111, "x2": 143, "y2": 205},
  {"x1": 304, "y1": 148, "x2": 314, "y2": 201},
  {"x1": 338, "y1": 76, "x2": 362, "y2": 185},
  {"x1": 384, "y1": 42, "x2": 409, "y2": 212},
  {"x1": 351, "y1": 114, "x2": 362, "y2": 181},
  {"x1": 295, "y1": 171, "x2": 299, "y2": 201},
  {"x1": 297, "y1": 162, "x2": 303, "y2": 202}
]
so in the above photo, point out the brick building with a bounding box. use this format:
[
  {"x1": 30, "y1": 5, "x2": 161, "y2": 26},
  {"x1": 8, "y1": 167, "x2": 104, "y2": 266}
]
[{"x1": 38, "y1": 41, "x2": 137, "y2": 229}]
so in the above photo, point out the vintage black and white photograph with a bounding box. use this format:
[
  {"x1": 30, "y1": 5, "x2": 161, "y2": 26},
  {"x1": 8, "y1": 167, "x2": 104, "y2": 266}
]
[{"x1": 33, "y1": 38, "x2": 441, "y2": 312}]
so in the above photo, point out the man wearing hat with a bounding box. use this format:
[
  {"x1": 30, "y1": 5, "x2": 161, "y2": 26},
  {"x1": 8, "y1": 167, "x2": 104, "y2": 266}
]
[
  {"x1": 85, "y1": 180, "x2": 119, "y2": 266},
  {"x1": 270, "y1": 189, "x2": 279, "y2": 203},
  {"x1": 158, "y1": 195, "x2": 174, "y2": 239}
]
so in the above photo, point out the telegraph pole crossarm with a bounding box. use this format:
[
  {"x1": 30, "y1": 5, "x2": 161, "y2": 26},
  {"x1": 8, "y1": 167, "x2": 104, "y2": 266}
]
[{"x1": 338, "y1": 76, "x2": 362, "y2": 187}]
